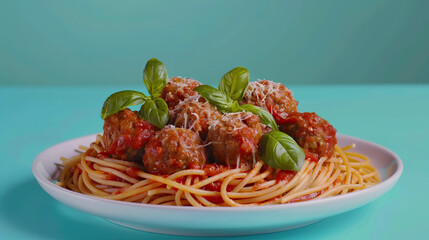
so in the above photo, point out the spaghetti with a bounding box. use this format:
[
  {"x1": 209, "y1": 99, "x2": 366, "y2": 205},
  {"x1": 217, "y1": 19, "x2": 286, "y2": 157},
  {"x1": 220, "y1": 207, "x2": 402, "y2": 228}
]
[{"x1": 56, "y1": 134, "x2": 380, "y2": 207}]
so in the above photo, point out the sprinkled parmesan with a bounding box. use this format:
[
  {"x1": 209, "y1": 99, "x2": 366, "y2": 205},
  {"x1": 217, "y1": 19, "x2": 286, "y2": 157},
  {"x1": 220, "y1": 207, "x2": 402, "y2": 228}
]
[
  {"x1": 172, "y1": 97, "x2": 222, "y2": 140},
  {"x1": 160, "y1": 77, "x2": 201, "y2": 110},
  {"x1": 240, "y1": 80, "x2": 298, "y2": 124}
]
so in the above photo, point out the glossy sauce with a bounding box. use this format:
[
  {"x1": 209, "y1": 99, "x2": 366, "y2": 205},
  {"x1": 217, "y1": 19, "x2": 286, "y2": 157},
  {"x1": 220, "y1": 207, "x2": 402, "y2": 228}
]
[{"x1": 276, "y1": 170, "x2": 297, "y2": 182}]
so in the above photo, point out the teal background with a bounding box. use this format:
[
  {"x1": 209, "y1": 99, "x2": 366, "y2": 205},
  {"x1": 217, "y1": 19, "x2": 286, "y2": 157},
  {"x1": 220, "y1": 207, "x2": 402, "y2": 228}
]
[
  {"x1": 1, "y1": 0, "x2": 429, "y2": 86},
  {"x1": 1, "y1": 85, "x2": 428, "y2": 239}
]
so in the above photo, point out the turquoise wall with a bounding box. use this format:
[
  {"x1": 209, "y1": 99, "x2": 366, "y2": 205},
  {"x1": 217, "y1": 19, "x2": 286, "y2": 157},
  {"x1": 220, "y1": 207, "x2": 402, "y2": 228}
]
[{"x1": 1, "y1": 0, "x2": 428, "y2": 86}]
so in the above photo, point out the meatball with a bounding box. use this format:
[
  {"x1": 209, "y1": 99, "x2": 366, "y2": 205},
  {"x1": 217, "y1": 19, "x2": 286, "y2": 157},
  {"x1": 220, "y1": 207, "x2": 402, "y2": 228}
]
[
  {"x1": 103, "y1": 109, "x2": 158, "y2": 161},
  {"x1": 206, "y1": 112, "x2": 264, "y2": 167},
  {"x1": 279, "y1": 112, "x2": 337, "y2": 160},
  {"x1": 143, "y1": 126, "x2": 207, "y2": 175},
  {"x1": 160, "y1": 77, "x2": 201, "y2": 110},
  {"x1": 241, "y1": 80, "x2": 298, "y2": 124},
  {"x1": 173, "y1": 98, "x2": 222, "y2": 140}
]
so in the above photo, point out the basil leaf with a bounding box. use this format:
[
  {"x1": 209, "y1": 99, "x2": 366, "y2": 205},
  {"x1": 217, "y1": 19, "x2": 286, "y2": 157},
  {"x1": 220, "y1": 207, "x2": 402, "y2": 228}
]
[
  {"x1": 138, "y1": 97, "x2": 169, "y2": 129},
  {"x1": 218, "y1": 67, "x2": 249, "y2": 101},
  {"x1": 101, "y1": 90, "x2": 148, "y2": 119},
  {"x1": 259, "y1": 131, "x2": 305, "y2": 171},
  {"x1": 194, "y1": 85, "x2": 234, "y2": 112},
  {"x1": 230, "y1": 100, "x2": 242, "y2": 112},
  {"x1": 143, "y1": 58, "x2": 168, "y2": 97},
  {"x1": 239, "y1": 104, "x2": 279, "y2": 131}
]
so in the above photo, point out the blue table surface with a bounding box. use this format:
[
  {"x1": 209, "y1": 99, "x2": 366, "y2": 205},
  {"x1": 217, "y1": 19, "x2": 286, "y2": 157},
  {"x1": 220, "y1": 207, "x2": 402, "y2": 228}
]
[{"x1": 0, "y1": 84, "x2": 427, "y2": 240}]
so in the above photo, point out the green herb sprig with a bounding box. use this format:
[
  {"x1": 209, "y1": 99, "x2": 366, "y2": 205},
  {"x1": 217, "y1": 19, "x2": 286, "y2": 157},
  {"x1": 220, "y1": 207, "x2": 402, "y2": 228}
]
[
  {"x1": 194, "y1": 67, "x2": 305, "y2": 171},
  {"x1": 101, "y1": 58, "x2": 169, "y2": 129},
  {"x1": 194, "y1": 67, "x2": 279, "y2": 131},
  {"x1": 259, "y1": 131, "x2": 305, "y2": 171}
]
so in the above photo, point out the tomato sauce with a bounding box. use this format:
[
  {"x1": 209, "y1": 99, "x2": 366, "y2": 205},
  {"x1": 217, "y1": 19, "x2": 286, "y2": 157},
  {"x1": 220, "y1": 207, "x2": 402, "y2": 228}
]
[
  {"x1": 106, "y1": 134, "x2": 132, "y2": 156},
  {"x1": 175, "y1": 177, "x2": 185, "y2": 185},
  {"x1": 202, "y1": 180, "x2": 234, "y2": 204},
  {"x1": 189, "y1": 162, "x2": 202, "y2": 169},
  {"x1": 276, "y1": 170, "x2": 296, "y2": 182},
  {"x1": 266, "y1": 103, "x2": 287, "y2": 124},
  {"x1": 305, "y1": 150, "x2": 319, "y2": 162},
  {"x1": 203, "y1": 164, "x2": 229, "y2": 176}
]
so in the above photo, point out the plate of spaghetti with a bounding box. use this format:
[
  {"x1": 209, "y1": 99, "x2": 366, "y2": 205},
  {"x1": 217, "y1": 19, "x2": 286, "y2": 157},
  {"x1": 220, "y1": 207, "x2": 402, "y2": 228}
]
[{"x1": 32, "y1": 59, "x2": 403, "y2": 236}]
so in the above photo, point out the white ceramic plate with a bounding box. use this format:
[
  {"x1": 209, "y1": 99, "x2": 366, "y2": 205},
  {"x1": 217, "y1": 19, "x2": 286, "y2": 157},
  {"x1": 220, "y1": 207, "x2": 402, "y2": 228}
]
[{"x1": 32, "y1": 134, "x2": 402, "y2": 236}]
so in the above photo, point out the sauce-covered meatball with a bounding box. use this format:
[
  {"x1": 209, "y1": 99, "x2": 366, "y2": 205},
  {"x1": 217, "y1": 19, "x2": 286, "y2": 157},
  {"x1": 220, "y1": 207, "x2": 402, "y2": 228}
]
[
  {"x1": 143, "y1": 126, "x2": 207, "y2": 175},
  {"x1": 103, "y1": 108, "x2": 158, "y2": 161},
  {"x1": 241, "y1": 80, "x2": 298, "y2": 124},
  {"x1": 173, "y1": 98, "x2": 222, "y2": 140},
  {"x1": 160, "y1": 77, "x2": 201, "y2": 110},
  {"x1": 279, "y1": 112, "x2": 337, "y2": 160},
  {"x1": 207, "y1": 112, "x2": 264, "y2": 167}
]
